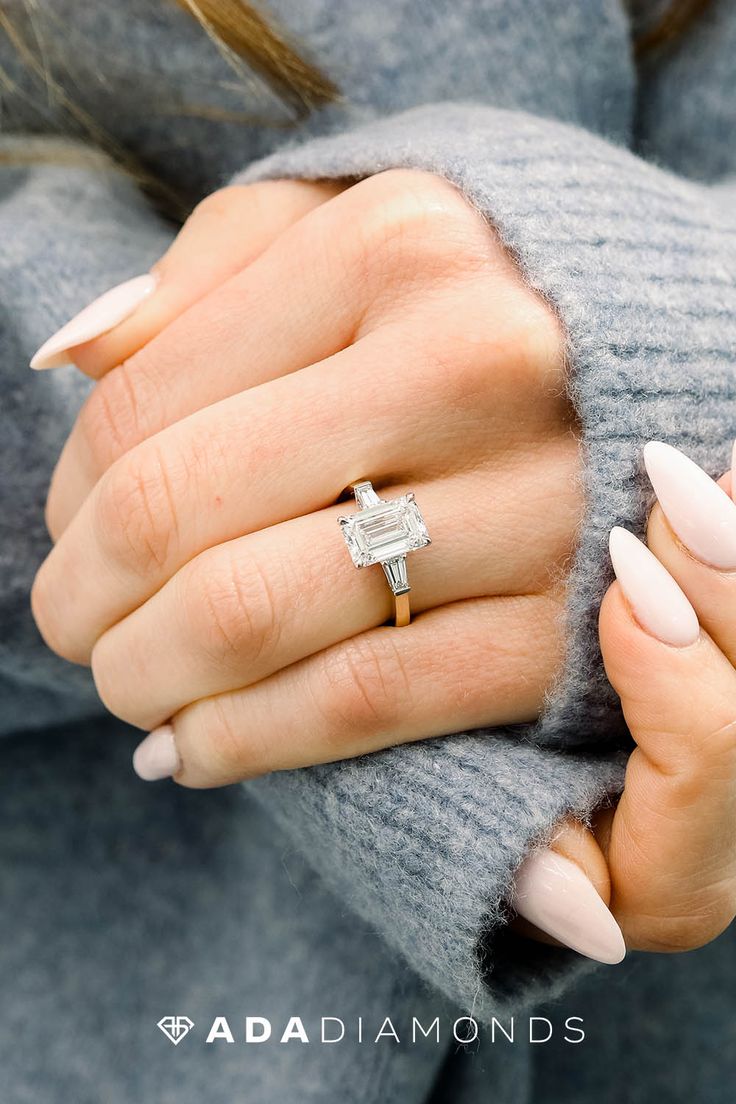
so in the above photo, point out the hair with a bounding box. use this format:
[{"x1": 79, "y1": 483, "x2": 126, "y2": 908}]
[
  {"x1": 0, "y1": 0, "x2": 714, "y2": 215},
  {"x1": 173, "y1": 1, "x2": 716, "y2": 92},
  {"x1": 634, "y1": 0, "x2": 713, "y2": 56},
  {"x1": 175, "y1": 1, "x2": 716, "y2": 86},
  {"x1": 173, "y1": 0, "x2": 338, "y2": 114},
  {"x1": 0, "y1": 0, "x2": 715, "y2": 131}
]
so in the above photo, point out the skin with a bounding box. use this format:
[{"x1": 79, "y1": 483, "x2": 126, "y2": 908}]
[{"x1": 31, "y1": 173, "x2": 736, "y2": 955}]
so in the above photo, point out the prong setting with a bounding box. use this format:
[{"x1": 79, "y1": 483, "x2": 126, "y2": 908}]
[{"x1": 337, "y1": 481, "x2": 430, "y2": 626}]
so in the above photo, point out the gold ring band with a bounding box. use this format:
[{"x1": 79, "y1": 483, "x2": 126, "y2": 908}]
[{"x1": 393, "y1": 591, "x2": 411, "y2": 628}]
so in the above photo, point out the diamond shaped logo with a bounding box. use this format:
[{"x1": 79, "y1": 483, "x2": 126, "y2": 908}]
[{"x1": 157, "y1": 1015, "x2": 194, "y2": 1045}]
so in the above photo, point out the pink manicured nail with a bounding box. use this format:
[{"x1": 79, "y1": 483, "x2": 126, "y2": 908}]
[
  {"x1": 30, "y1": 273, "x2": 157, "y2": 369},
  {"x1": 609, "y1": 526, "x2": 700, "y2": 646},
  {"x1": 512, "y1": 849, "x2": 626, "y2": 965},
  {"x1": 132, "y1": 724, "x2": 180, "y2": 782},
  {"x1": 644, "y1": 441, "x2": 736, "y2": 570}
]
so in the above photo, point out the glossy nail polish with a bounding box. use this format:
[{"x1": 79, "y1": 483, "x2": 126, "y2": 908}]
[
  {"x1": 132, "y1": 724, "x2": 180, "y2": 782},
  {"x1": 512, "y1": 849, "x2": 626, "y2": 965},
  {"x1": 609, "y1": 526, "x2": 700, "y2": 646},
  {"x1": 30, "y1": 272, "x2": 157, "y2": 370},
  {"x1": 644, "y1": 440, "x2": 736, "y2": 570}
]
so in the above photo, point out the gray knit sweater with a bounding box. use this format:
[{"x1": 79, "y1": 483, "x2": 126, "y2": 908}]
[{"x1": 1, "y1": 2, "x2": 735, "y2": 1102}]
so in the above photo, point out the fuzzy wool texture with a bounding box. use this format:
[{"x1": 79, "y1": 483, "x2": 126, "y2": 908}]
[
  {"x1": 1, "y1": 1, "x2": 735, "y2": 1101},
  {"x1": 234, "y1": 92, "x2": 736, "y2": 1025}
]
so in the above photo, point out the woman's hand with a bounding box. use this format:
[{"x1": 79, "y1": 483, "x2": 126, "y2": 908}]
[
  {"x1": 514, "y1": 442, "x2": 736, "y2": 958},
  {"x1": 29, "y1": 174, "x2": 736, "y2": 962},
  {"x1": 30, "y1": 170, "x2": 579, "y2": 785}
]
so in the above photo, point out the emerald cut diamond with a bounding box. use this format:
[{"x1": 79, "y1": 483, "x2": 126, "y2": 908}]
[{"x1": 339, "y1": 492, "x2": 431, "y2": 568}]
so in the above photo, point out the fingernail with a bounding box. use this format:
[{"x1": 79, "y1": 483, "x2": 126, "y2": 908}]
[
  {"x1": 730, "y1": 439, "x2": 736, "y2": 504},
  {"x1": 609, "y1": 526, "x2": 700, "y2": 646},
  {"x1": 30, "y1": 272, "x2": 157, "y2": 369},
  {"x1": 512, "y1": 849, "x2": 626, "y2": 965},
  {"x1": 132, "y1": 724, "x2": 180, "y2": 782},
  {"x1": 644, "y1": 440, "x2": 736, "y2": 570}
]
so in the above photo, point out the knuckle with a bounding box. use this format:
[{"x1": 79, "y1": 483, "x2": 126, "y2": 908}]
[
  {"x1": 427, "y1": 341, "x2": 495, "y2": 411},
  {"x1": 30, "y1": 558, "x2": 89, "y2": 664},
  {"x1": 197, "y1": 696, "x2": 253, "y2": 780},
  {"x1": 89, "y1": 643, "x2": 116, "y2": 715},
  {"x1": 641, "y1": 896, "x2": 736, "y2": 953},
  {"x1": 315, "y1": 634, "x2": 411, "y2": 744},
  {"x1": 504, "y1": 297, "x2": 566, "y2": 376},
  {"x1": 496, "y1": 295, "x2": 564, "y2": 372},
  {"x1": 185, "y1": 547, "x2": 281, "y2": 668},
  {"x1": 353, "y1": 169, "x2": 491, "y2": 283},
  {"x1": 29, "y1": 562, "x2": 64, "y2": 658},
  {"x1": 188, "y1": 185, "x2": 251, "y2": 225},
  {"x1": 95, "y1": 447, "x2": 180, "y2": 577},
  {"x1": 443, "y1": 300, "x2": 565, "y2": 411},
  {"x1": 78, "y1": 361, "x2": 150, "y2": 472},
  {"x1": 44, "y1": 467, "x2": 70, "y2": 544},
  {"x1": 89, "y1": 635, "x2": 132, "y2": 722}
]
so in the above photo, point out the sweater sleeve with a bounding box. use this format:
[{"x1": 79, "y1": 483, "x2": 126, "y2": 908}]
[
  {"x1": 0, "y1": 139, "x2": 628, "y2": 1022},
  {"x1": 0, "y1": 138, "x2": 627, "y2": 1014},
  {"x1": 4, "y1": 110, "x2": 735, "y2": 1019},
  {"x1": 226, "y1": 102, "x2": 736, "y2": 1013}
]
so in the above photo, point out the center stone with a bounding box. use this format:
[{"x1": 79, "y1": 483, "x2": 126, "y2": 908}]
[{"x1": 339, "y1": 494, "x2": 431, "y2": 568}]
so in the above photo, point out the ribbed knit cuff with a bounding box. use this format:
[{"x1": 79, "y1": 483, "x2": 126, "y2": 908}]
[
  {"x1": 249, "y1": 737, "x2": 626, "y2": 1019},
  {"x1": 237, "y1": 102, "x2": 736, "y2": 1013}
]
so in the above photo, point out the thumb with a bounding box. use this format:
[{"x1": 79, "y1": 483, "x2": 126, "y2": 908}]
[
  {"x1": 30, "y1": 178, "x2": 342, "y2": 377},
  {"x1": 510, "y1": 815, "x2": 626, "y2": 964}
]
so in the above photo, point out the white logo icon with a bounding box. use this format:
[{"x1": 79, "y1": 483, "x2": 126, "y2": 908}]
[{"x1": 158, "y1": 1015, "x2": 195, "y2": 1045}]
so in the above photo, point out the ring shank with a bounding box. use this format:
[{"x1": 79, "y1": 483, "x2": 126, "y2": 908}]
[{"x1": 394, "y1": 592, "x2": 411, "y2": 628}]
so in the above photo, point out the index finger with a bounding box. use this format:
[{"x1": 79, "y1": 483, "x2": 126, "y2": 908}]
[{"x1": 31, "y1": 180, "x2": 338, "y2": 378}]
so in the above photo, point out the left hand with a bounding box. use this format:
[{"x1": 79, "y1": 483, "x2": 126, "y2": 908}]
[{"x1": 31, "y1": 170, "x2": 578, "y2": 786}]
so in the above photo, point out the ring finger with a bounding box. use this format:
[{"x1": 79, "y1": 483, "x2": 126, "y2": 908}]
[
  {"x1": 92, "y1": 454, "x2": 579, "y2": 730},
  {"x1": 33, "y1": 328, "x2": 572, "y2": 665}
]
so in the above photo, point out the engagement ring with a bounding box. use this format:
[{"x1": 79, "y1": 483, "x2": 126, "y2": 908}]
[{"x1": 338, "y1": 480, "x2": 431, "y2": 627}]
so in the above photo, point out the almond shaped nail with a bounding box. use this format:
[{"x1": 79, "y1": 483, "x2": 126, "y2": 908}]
[
  {"x1": 644, "y1": 440, "x2": 736, "y2": 570},
  {"x1": 512, "y1": 849, "x2": 626, "y2": 965},
  {"x1": 132, "y1": 724, "x2": 180, "y2": 782},
  {"x1": 609, "y1": 526, "x2": 700, "y2": 647},
  {"x1": 30, "y1": 272, "x2": 157, "y2": 370}
]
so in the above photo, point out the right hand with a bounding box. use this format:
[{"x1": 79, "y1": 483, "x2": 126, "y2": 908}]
[{"x1": 514, "y1": 443, "x2": 736, "y2": 964}]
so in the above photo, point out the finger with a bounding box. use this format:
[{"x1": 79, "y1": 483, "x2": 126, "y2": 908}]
[
  {"x1": 33, "y1": 327, "x2": 575, "y2": 665},
  {"x1": 510, "y1": 817, "x2": 626, "y2": 964},
  {"x1": 131, "y1": 595, "x2": 563, "y2": 787},
  {"x1": 47, "y1": 170, "x2": 561, "y2": 534},
  {"x1": 644, "y1": 440, "x2": 736, "y2": 665},
  {"x1": 601, "y1": 528, "x2": 736, "y2": 952},
  {"x1": 46, "y1": 180, "x2": 350, "y2": 532},
  {"x1": 90, "y1": 455, "x2": 579, "y2": 730},
  {"x1": 32, "y1": 180, "x2": 339, "y2": 377}
]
